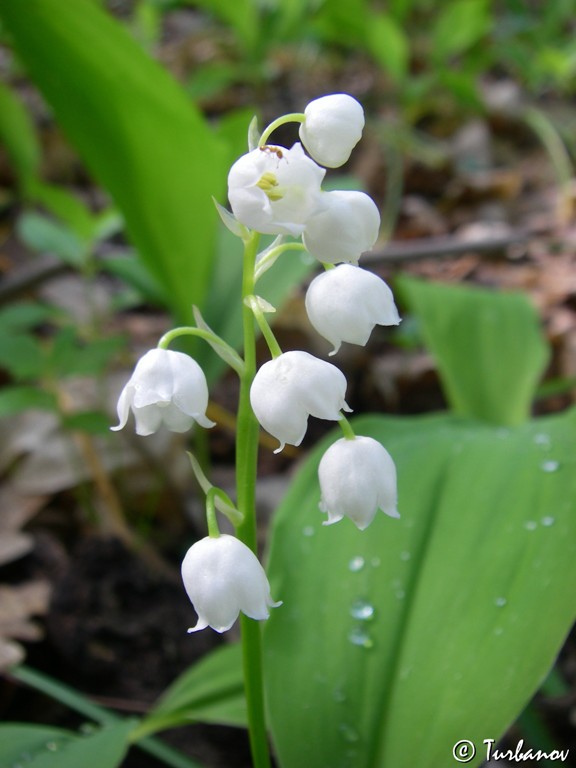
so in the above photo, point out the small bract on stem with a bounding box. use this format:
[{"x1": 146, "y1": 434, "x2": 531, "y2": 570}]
[{"x1": 111, "y1": 93, "x2": 401, "y2": 768}]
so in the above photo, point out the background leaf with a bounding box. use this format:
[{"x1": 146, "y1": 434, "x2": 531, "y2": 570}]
[
  {"x1": 0, "y1": 386, "x2": 57, "y2": 416},
  {"x1": 366, "y1": 14, "x2": 409, "y2": 83},
  {"x1": 264, "y1": 411, "x2": 576, "y2": 768},
  {"x1": 432, "y1": 0, "x2": 490, "y2": 61},
  {"x1": 399, "y1": 276, "x2": 550, "y2": 425},
  {"x1": 0, "y1": 333, "x2": 45, "y2": 380},
  {"x1": 140, "y1": 642, "x2": 246, "y2": 736},
  {"x1": 0, "y1": 0, "x2": 227, "y2": 324},
  {"x1": 0, "y1": 720, "x2": 134, "y2": 768},
  {"x1": 0, "y1": 78, "x2": 41, "y2": 191},
  {"x1": 17, "y1": 212, "x2": 87, "y2": 268}
]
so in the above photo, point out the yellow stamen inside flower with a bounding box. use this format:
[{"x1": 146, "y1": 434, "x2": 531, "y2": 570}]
[{"x1": 256, "y1": 172, "x2": 284, "y2": 201}]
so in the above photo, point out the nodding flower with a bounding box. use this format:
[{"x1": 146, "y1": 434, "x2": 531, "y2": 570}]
[
  {"x1": 112, "y1": 348, "x2": 214, "y2": 436},
  {"x1": 318, "y1": 436, "x2": 399, "y2": 530},
  {"x1": 299, "y1": 93, "x2": 365, "y2": 168},
  {"x1": 305, "y1": 263, "x2": 400, "y2": 355},
  {"x1": 250, "y1": 350, "x2": 351, "y2": 453},
  {"x1": 181, "y1": 534, "x2": 281, "y2": 633}
]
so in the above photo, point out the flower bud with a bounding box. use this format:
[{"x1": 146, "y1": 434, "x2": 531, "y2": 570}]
[
  {"x1": 182, "y1": 534, "x2": 281, "y2": 633},
  {"x1": 250, "y1": 350, "x2": 351, "y2": 452},
  {"x1": 227, "y1": 142, "x2": 325, "y2": 235},
  {"x1": 305, "y1": 264, "x2": 400, "y2": 355},
  {"x1": 318, "y1": 436, "x2": 399, "y2": 530},
  {"x1": 302, "y1": 190, "x2": 380, "y2": 265},
  {"x1": 111, "y1": 348, "x2": 214, "y2": 436},
  {"x1": 299, "y1": 94, "x2": 365, "y2": 168}
]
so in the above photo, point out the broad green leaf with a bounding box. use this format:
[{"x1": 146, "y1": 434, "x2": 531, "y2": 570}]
[
  {"x1": 30, "y1": 181, "x2": 96, "y2": 242},
  {"x1": 0, "y1": 720, "x2": 134, "y2": 768},
  {"x1": 47, "y1": 331, "x2": 125, "y2": 378},
  {"x1": 61, "y1": 410, "x2": 113, "y2": 435},
  {"x1": 437, "y1": 68, "x2": 483, "y2": 110},
  {"x1": 0, "y1": 301, "x2": 61, "y2": 332},
  {"x1": 432, "y1": 0, "x2": 490, "y2": 60},
  {"x1": 183, "y1": 0, "x2": 259, "y2": 55},
  {"x1": 264, "y1": 410, "x2": 576, "y2": 768},
  {"x1": 0, "y1": 386, "x2": 57, "y2": 416},
  {"x1": 100, "y1": 252, "x2": 168, "y2": 306},
  {"x1": 313, "y1": 0, "x2": 371, "y2": 46},
  {"x1": 398, "y1": 277, "x2": 549, "y2": 425},
  {"x1": 0, "y1": 78, "x2": 40, "y2": 190},
  {"x1": 9, "y1": 665, "x2": 204, "y2": 768},
  {"x1": 17, "y1": 211, "x2": 87, "y2": 268},
  {"x1": 186, "y1": 62, "x2": 240, "y2": 103},
  {"x1": 0, "y1": 332, "x2": 45, "y2": 380},
  {"x1": 140, "y1": 642, "x2": 246, "y2": 736},
  {"x1": 366, "y1": 14, "x2": 409, "y2": 83},
  {"x1": 0, "y1": 0, "x2": 227, "y2": 324},
  {"x1": 0, "y1": 724, "x2": 75, "y2": 764}
]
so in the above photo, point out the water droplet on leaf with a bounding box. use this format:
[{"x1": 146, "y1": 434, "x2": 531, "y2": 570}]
[
  {"x1": 333, "y1": 687, "x2": 347, "y2": 703},
  {"x1": 534, "y1": 433, "x2": 551, "y2": 447},
  {"x1": 338, "y1": 723, "x2": 360, "y2": 743},
  {"x1": 348, "y1": 556, "x2": 365, "y2": 573},
  {"x1": 348, "y1": 626, "x2": 373, "y2": 648},
  {"x1": 350, "y1": 599, "x2": 375, "y2": 621}
]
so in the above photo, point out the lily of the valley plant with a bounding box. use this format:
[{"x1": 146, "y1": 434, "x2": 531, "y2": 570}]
[{"x1": 112, "y1": 93, "x2": 401, "y2": 768}]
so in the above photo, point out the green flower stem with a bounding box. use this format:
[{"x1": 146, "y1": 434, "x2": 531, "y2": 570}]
[
  {"x1": 254, "y1": 241, "x2": 307, "y2": 282},
  {"x1": 157, "y1": 326, "x2": 245, "y2": 377},
  {"x1": 259, "y1": 112, "x2": 305, "y2": 146},
  {"x1": 339, "y1": 414, "x2": 356, "y2": 440},
  {"x1": 246, "y1": 297, "x2": 282, "y2": 359},
  {"x1": 187, "y1": 452, "x2": 243, "y2": 527},
  {"x1": 205, "y1": 488, "x2": 221, "y2": 537},
  {"x1": 236, "y1": 231, "x2": 271, "y2": 768},
  {"x1": 206, "y1": 486, "x2": 243, "y2": 532}
]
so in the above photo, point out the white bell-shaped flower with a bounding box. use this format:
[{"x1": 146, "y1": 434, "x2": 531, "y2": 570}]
[
  {"x1": 181, "y1": 534, "x2": 281, "y2": 633},
  {"x1": 227, "y1": 142, "x2": 325, "y2": 236},
  {"x1": 318, "y1": 436, "x2": 399, "y2": 530},
  {"x1": 111, "y1": 348, "x2": 214, "y2": 436},
  {"x1": 305, "y1": 264, "x2": 401, "y2": 355},
  {"x1": 302, "y1": 190, "x2": 380, "y2": 265},
  {"x1": 299, "y1": 94, "x2": 365, "y2": 168},
  {"x1": 250, "y1": 350, "x2": 351, "y2": 452}
]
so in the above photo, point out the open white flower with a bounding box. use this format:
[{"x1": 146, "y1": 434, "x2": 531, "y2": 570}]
[
  {"x1": 111, "y1": 348, "x2": 214, "y2": 436},
  {"x1": 227, "y1": 142, "x2": 325, "y2": 236},
  {"x1": 302, "y1": 190, "x2": 380, "y2": 265},
  {"x1": 305, "y1": 264, "x2": 400, "y2": 355},
  {"x1": 318, "y1": 436, "x2": 399, "y2": 530},
  {"x1": 250, "y1": 350, "x2": 351, "y2": 452},
  {"x1": 181, "y1": 534, "x2": 281, "y2": 633},
  {"x1": 299, "y1": 94, "x2": 365, "y2": 168}
]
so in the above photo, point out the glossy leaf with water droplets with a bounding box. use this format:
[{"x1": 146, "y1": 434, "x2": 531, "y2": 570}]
[
  {"x1": 0, "y1": 720, "x2": 134, "y2": 768},
  {"x1": 263, "y1": 411, "x2": 576, "y2": 768}
]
